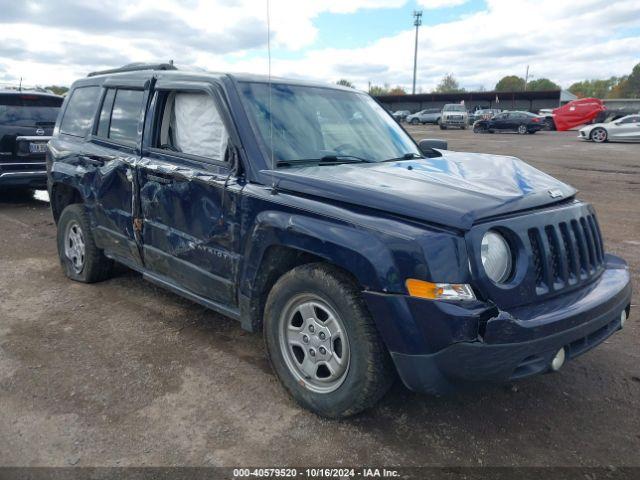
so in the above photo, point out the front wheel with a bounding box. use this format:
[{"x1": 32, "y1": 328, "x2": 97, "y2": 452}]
[
  {"x1": 591, "y1": 127, "x2": 608, "y2": 143},
  {"x1": 264, "y1": 264, "x2": 394, "y2": 418},
  {"x1": 410, "y1": 118, "x2": 419, "y2": 125},
  {"x1": 473, "y1": 124, "x2": 485, "y2": 133},
  {"x1": 57, "y1": 204, "x2": 113, "y2": 283},
  {"x1": 440, "y1": 124, "x2": 447, "y2": 130},
  {"x1": 517, "y1": 124, "x2": 528, "y2": 134}
]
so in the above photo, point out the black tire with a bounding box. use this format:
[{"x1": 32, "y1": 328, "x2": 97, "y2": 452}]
[
  {"x1": 410, "y1": 118, "x2": 419, "y2": 125},
  {"x1": 461, "y1": 125, "x2": 467, "y2": 130},
  {"x1": 264, "y1": 263, "x2": 395, "y2": 418},
  {"x1": 473, "y1": 124, "x2": 485, "y2": 133},
  {"x1": 440, "y1": 124, "x2": 447, "y2": 130},
  {"x1": 517, "y1": 124, "x2": 528, "y2": 135},
  {"x1": 57, "y1": 204, "x2": 113, "y2": 283}
]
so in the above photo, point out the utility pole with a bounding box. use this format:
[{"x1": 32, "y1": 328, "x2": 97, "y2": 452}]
[
  {"x1": 412, "y1": 10, "x2": 422, "y2": 95},
  {"x1": 524, "y1": 65, "x2": 529, "y2": 91}
]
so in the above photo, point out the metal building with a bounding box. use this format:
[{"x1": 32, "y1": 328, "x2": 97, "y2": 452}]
[{"x1": 376, "y1": 89, "x2": 577, "y2": 114}]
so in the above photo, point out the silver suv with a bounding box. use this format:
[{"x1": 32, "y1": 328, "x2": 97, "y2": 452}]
[
  {"x1": 440, "y1": 104, "x2": 468, "y2": 129},
  {"x1": 405, "y1": 108, "x2": 441, "y2": 125}
]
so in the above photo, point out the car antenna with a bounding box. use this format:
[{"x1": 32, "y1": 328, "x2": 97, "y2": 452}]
[{"x1": 266, "y1": 0, "x2": 277, "y2": 195}]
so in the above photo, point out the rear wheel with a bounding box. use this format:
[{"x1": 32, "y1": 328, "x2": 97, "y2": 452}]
[
  {"x1": 591, "y1": 127, "x2": 608, "y2": 143},
  {"x1": 264, "y1": 263, "x2": 394, "y2": 418},
  {"x1": 57, "y1": 204, "x2": 113, "y2": 283},
  {"x1": 440, "y1": 124, "x2": 447, "y2": 130},
  {"x1": 517, "y1": 124, "x2": 528, "y2": 134}
]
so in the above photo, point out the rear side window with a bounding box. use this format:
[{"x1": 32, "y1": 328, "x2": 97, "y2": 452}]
[
  {"x1": 96, "y1": 89, "x2": 116, "y2": 138},
  {"x1": 96, "y1": 89, "x2": 144, "y2": 146},
  {"x1": 109, "y1": 90, "x2": 144, "y2": 145},
  {"x1": 0, "y1": 94, "x2": 63, "y2": 127},
  {"x1": 60, "y1": 86, "x2": 101, "y2": 137}
]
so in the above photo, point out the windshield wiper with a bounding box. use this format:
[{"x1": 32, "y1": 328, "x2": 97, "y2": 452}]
[
  {"x1": 276, "y1": 155, "x2": 374, "y2": 167},
  {"x1": 380, "y1": 152, "x2": 424, "y2": 162}
]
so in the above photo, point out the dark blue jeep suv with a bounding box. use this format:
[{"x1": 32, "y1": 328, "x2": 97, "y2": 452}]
[{"x1": 47, "y1": 64, "x2": 632, "y2": 418}]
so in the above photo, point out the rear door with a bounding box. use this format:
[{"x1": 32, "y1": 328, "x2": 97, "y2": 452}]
[
  {"x1": 83, "y1": 79, "x2": 151, "y2": 266},
  {"x1": 136, "y1": 79, "x2": 244, "y2": 309}
]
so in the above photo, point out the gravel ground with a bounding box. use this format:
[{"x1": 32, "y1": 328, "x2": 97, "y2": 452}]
[{"x1": 0, "y1": 129, "x2": 638, "y2": 468}]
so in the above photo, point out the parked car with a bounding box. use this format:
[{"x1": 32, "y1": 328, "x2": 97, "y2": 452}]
[
  {"x1": 0, "y1": 89, "x2": 63, "y2": 189},
  {"x1": 440, "y1": 104, "x2": 468, "y2": 129},
  {"x1": 541, "y1": 98, "x2": 606, "y2": 131},
  {"x1": 405, "y1": 108, "x2": 441, "y2": 125},
  {"x1": 48, "y1": 64, "x2": 631, "y2": 418},
  {"x1": 391, "y1": 110, "x2": 410, "y2": 122},
  {"x1": 578, "y1": 114, "x2": 640, "y2": 143},
  {"x1": 469, "y1": 108, "x2": 501, "y2": 124},
  {"x1": 473, "y1": 111, "x2": 545, "y2": 134}
]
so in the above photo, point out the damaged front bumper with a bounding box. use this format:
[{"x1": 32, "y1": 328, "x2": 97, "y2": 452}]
[{"x1": 363, "y1": 255, "x2": 632, "y2": 395}]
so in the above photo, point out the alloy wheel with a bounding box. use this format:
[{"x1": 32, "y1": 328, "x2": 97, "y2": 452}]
[
  {"x1": 278, "y1": 293, "x2": 350, "y2": 393},
  {"x1": 64, "y1": 221, "x2": 85, "y2": 274},
  {"x1": 591, "y1": 128, "x2": 607, "y2": 143}
]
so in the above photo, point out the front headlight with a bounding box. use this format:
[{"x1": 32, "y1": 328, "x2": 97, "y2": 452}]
[{"x1": 481, "y1": 231, "x2": 512, "y2": 283}]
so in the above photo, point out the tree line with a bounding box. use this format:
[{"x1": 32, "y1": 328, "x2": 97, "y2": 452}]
[{"x1": 337, "y1": 61, "x2": 640, "y2": 98}]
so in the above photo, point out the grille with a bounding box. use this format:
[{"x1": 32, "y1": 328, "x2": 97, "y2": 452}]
[{"x1": 528, "y1": 213, "x2": 604, "y2": 294}]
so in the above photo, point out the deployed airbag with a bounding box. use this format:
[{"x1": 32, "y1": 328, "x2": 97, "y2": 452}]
[{"x1": 172, "y1": 93, "x2": 228, "y2": 161}]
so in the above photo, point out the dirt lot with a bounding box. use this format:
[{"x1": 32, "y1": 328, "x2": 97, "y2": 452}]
[{"x1": 0, "y1": 129, "x2": 638, "y2": 468}]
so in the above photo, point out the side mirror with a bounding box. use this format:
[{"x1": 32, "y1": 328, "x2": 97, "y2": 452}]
[{"x1": 418, "y1": 138, "x2": 448, "y2": 157}]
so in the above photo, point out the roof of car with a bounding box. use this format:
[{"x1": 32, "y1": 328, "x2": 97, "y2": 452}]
[
  {"x1": 76, "y1": 67, "x2": 358, "y2": 93},
  {"x1": 0, "y1": 88, "x2": 63, "y2": 99}
]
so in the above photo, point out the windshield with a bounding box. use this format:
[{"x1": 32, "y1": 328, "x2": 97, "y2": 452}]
[
  {"x1": 443, "y1": 104, "x2": 466, "y2": 112},
  {"x1": 0, "y1": 94, "x2": 62, "y2": 127},
  {"x1": 238, "y1": 82, "x2": 420, "y2": 165}
]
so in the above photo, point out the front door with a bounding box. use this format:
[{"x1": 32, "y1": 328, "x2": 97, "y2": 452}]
[
  {"x1": 613, "y1": 115, "x2": 640, "y2": 141},
  {"x1": 137, "y1": 82, "x2": 243, "y2": 307}
]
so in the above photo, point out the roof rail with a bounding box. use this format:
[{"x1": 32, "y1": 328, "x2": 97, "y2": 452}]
[{"x1": 87, "y1": 61, "x2": 177, "y2": 77}]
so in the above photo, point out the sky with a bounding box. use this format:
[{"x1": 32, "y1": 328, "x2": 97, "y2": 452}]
[{"x1": 0, "y1": 0, "x2": 639, "y2": 91}]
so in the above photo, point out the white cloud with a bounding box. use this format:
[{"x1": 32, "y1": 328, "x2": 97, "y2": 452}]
[
  {"x1": 416, "y1": 0, "x2": 469, "y2": 9},
  {"x1": 0, "y1": 0, "x2": 638, "y2": 91}
]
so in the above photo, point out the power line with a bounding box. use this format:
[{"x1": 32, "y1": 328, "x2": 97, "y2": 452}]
[{"x1": 412, "y1": 10, "x2": 422, "y2": 95}]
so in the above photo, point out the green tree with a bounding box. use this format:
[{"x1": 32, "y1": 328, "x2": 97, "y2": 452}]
[
  {"x1": 336, "y1": 79, "x2": 354, "y2": 88},
  {"x1": 369, "y1": 84, "x2": 387, "y2": 95},
  {"x1": 627, "y1": 62, "x2": 640, "y2": 97},
  {"x1": 44, "y1": 85, "x2": 69, "y2": 95},
  {"x1": 495, "y1": 75, "x2": 526, "y2": 91},
  {"x1": 434, "y1": 74, "x2": 465, "y2": 93},
  {"x1": 568, "y1": 78, "x2": 619, "y2": 98},
  {"x1": 387, "y1": 85, "x2": 407, "y2": 95},
  {"x1": 526, "y1": 78, "x2": 560, "y2": 91},
  {"x1": 608, "y1": 62, "x2": 640, "y2": 98}
]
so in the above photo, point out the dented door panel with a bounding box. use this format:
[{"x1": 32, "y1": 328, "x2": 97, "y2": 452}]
[
  {"x1": 83, "y1": 140, "x2": 140, "y2": 264},
  {"x1": 137, "y1": 156, "x2": 242, "y2": 306}
]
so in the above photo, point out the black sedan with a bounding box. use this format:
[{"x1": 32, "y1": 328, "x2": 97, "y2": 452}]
[{"x1": 473, "y1": 111, "x2": 545, "y2": 134}]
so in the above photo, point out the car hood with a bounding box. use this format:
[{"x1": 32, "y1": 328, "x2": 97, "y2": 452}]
[{"x1": 267, "y1": 151, "x2": 576, "y2": 230}]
